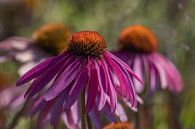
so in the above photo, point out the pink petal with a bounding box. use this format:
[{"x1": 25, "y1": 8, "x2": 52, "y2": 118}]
[
  {"x1": 44, "y1": 59, "x2": 82, "y2": 101},
  {"x1": 86, "y1": 62, "x2": 99, "y2": 113}
]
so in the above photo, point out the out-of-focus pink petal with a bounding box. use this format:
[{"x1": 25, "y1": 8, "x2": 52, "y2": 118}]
[
  {"x1": 132, "y1": 56, "x2": 145, "y2": 93},
  {"x1": 115, "y1": 103, "x2": 128, "y2": 122},
  {"x1": 18, "y1": 62, "x2": 39, "y2": 76}
]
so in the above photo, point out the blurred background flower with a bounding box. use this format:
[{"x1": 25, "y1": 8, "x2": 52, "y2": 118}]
[{"x1": 113, "y1": 24, "x2": 184, "y2": 129}]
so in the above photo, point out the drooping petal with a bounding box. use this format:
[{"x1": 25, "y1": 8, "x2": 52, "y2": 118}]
[
  {"x1": 149, "y1": 55, "x2": 168, "y2": 89},
  {"x1": 16, "y1": 52, "x2": 68, "y2": 86},
  {"x1": 50, "y1": 93, "x2": 66, "y2": 126},
  {"x1": 132, "y1": 55, "x2": 145, "y2": 93},
  {"x1": 94, "y1": 61, "x2": 109, "y2": 111},
  {"x1": 101, "y1": 59, "x2": 117, "y2": 113},
  {"x1": 104, "y1": 54, "x2": 137, "y2": 108},
  {"x1": 64, "y1": 66, "x2": 88, "y2": 109},
  {"x1": 62, "y1": 101, "x2": 80, "y2": 129},
  {"x1": 88, "y1": 108, "x2": 102, "y2": 129},
  {"x1": 37, "y1": 104, "x2": 52, "y2": 129},
  {"x1": 148, "y1": 62, "x2": 159, "y2": 91},
  {"x1": 154, "y1": 53, "x2": 183, "y2": 92},
  {"x1": 18, "y1": 62, "x2": 38, "y2": 76},
  {"x1": 115, "y1": 103, "x2": 128, "y2": 122},
  {"x1": 24, "y1": 55, "x2": 72, "y2": 98},
  {"x1": 86, "y1": 61, "x2": 99, "y2": 113},
  {"x1": 44, "y1": 58, "x2": 82, "y2": 101},
  {"x1": 102, "y1": 104, "x2": 117, "y2": 122},
  {"x1": 104, "y1": 54, "x2": 128, "y2": 96},
  {"x1": 30, "y1": 97, "x2": 46, "y2": 115},
  {"x1": 105, "y1": 52, "x2": 143, "y2": 84}
]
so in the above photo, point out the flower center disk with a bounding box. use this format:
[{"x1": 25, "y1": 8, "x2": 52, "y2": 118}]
[
  {"x1": 67, "y1": 31, "x2": 107, "y2": 57},
  {"x1": 103, "y1": 122, "x2": 134, "y2": 129},
  {"x1": 32, "y1": 23, "x2": 71, "y2": 55},
  {"x1": 119, "y1": 25, "x2": 158, "y2": 53}
]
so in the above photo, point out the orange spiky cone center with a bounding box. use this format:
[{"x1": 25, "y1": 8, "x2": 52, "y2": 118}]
[
  {"x1": 103, "y1": 122, "x2": 134, "y2": 129},
  {"x1": 67, "y1": 31, "x2": 107, "y2": 57},
  {"x1": 119, "y1": 25, "x2": 158, "y2": 53},
  {"x1": 32, "y1": 23, "x2": 71, "y2": 55}
]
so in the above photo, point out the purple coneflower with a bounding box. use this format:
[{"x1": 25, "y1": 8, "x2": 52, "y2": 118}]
[
  {"x1": 0, "y1": 23, "x2": 71, "y2": 75},
  {"x1": 113, "y1": 25, "x2": 183, "y2": 94},
  {"x1": 17, "y1": 31, "x2": 142, "y2": 129}
]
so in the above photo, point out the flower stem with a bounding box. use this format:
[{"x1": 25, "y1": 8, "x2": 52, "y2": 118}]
[
  {"x1": 87, "y1": 114, "x2": 93, "y2": 129},
  {"x1": 167, "y1": 92, "x2": 181, "y2": 129},
  {"x1": 80, "y1": 91, "x2": 87, "y2": 129},
  {"x1": 135, "y1": 105, "x2": 139, "y2": 129},
  {"x1": 139, "y1": 101, "x2": 153, "y2": 129}
]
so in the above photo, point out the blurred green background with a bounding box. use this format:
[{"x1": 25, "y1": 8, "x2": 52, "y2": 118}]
[{"x1": 0, "y1": 0, "x2": 194, "y2": 129}]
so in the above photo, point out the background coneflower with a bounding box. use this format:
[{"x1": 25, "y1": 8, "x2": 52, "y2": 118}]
[
  {"x1": 113, "y1": 25, "x2": 184, "y2": 129},
  {"x1": 0, "y1": 23, "x2": 71, "y2": 75},
  {"x1": 115, "y1": 25, "x2": 183, "y2": 93},
  {"x1": 32, "y1": 23, "x2": 71, "y2": 55}
]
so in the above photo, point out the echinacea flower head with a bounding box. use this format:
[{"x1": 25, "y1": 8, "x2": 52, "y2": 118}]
[
  {"x1": 17, "y1": 31, "x2": 142, "y2": 128},
  {"x1": 114, "y1": 25, "x2": 183, "y2": 93},
  {"x1": 32, "y1": 23, "x2": 71, "y2": 55},
  {"x1": 118, "y1": 25, "x2": 157, "y2": 53},
  {"x1": 67, "y1": 31, "x2": 106, "y2": 57},
  {"x1": 103, "y1": 122, "x2": 134, "y2": 129}
]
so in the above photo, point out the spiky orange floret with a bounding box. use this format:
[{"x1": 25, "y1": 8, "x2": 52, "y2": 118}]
[
  {"x1": 67, "y1": 31, "x2": 107, "y2": 57},
  {"x1": 32, "y1": 23, "x2": 71, "y2": 55},
  {"x1": 119, "y1": 25, "x2": 158, "y2": 53},
  {"x1": 103, "y1": 122, "x2": 134, "y2": 129}
]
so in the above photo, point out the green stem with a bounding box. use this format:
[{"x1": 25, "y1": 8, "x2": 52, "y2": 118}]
[
  {"x1": 167, "y1": 92, "x2": 181, "y2": 129},
  {"x1": 139, "y1": 100, "x2": 153, "y2": 129},
  {"x1": 135, "y1": 106, "x2": 139, "y2": 129},
  {"x1": 86, "y1": 114, "x2": 93, "y2": 129}
]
